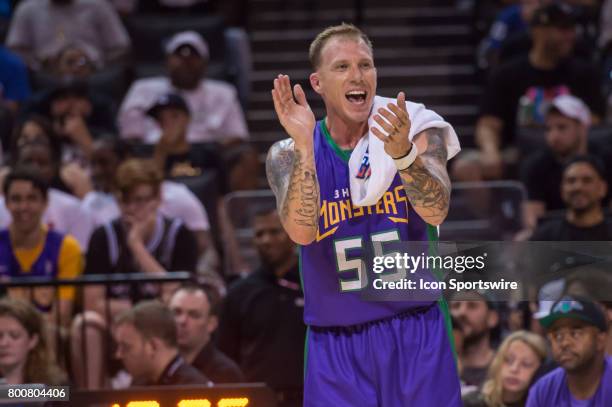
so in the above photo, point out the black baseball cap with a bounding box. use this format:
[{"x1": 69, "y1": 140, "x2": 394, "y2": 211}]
[
  {"x1": 539, "y1": 295, "x2": 608, "y2": 332},
  {"x1": 146, "y1": 93, "x2": 190, "y2": 119},
  {"x1": 531, "y1": 3, "x2": 576, "y2": 28}
]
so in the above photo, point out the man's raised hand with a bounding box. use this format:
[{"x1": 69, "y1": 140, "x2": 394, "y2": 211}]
[
  {"x1": 372, "y1": 91, "x2": 413, "y2": 158},
  {"x1": 271, "y1": 74, "x2": 316, "y2": 147}
]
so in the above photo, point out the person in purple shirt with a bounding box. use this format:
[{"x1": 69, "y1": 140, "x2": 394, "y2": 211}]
[
  {"x1": 527, "y1": 295, "x2": 611, "y2": 407},
  {"x1": 266, "y1": 23, "x2": 461, "y2": 407}
]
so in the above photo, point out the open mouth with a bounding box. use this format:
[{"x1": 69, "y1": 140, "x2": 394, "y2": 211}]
[{"x1": 345, "y1": 90, "x2": 367, "y2": 105}]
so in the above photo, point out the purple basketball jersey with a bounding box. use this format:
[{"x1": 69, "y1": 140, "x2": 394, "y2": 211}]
[{"x1": 300, "y1": 120, "x2": 437, "y2": 327}]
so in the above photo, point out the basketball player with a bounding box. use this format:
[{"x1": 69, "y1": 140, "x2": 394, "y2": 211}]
[{"x1": 266, "y1": 24, "x2": 462, "y2": 406}]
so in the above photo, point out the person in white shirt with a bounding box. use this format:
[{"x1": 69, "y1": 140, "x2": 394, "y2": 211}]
[
  {"x1": 6, "y1": 0, "x2": 130, "y2": 70},
  {"x1": 118, "y1": 31, "x2": 248, "y2": 145}
]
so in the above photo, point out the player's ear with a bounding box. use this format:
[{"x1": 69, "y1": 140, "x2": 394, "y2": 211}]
[{"x1": 310, "y1": 72, "x2": 322, "y2": 95}]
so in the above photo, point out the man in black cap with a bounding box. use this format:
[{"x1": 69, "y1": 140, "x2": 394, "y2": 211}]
[
  {"x1": 453, "y1": 2, "x2": 605, "y2": 181},
  {"x1": 527, "y1": 296, "x2": 611, "y2": 406}
]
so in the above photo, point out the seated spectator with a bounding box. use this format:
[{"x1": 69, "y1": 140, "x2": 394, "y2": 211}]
[
  {"x1": 0, "y1": 140, "x2": 96, "y2": 248},
  {"x1": 119, "y1": 31, "x2": 247, "y2": 145},
  {"x1": 26, "y1": 81, "x2": 116, "y2": 164},
  {"x1": 520, "y1": 95, "x2": 612, "y2": 230},
  {"x1": 463, "y1": 330, "x2": 547, "y2": 407},
  {"x1": 147, "y1": 93, "x2": 225, "y2": 182},
  {"x1": 217, "y1": 208, "x2": 305, "y2": 404},
  {"x1": 0, "y1": 46, "x2": 30, "y2": 114},
  {"x1": 0, "y1": 167, "x2": 82, "y2": 331},
  {"x1": 85, "y1": 158, "x2": 198, "y2": 303},
  {"x1": 478, "y1": 0, "x2": 545, "y2": 70},
  {"x1": 527, "y1": 296, "x2": 611, "y2": 406},
  {"x1": 563, "y1": 268, "x2": 612, "y2": 355},
  {"x1": 11, "y1": 115, "x2": 62, "y2": 163},
  {"x1": 169, "y1": 283, "x2": 243, "y2": 383},
  {"x1": 0, "y1": 298, "x2": 66, "y2": 385},
  {"x1": 5, "y1": 0, "x2": 130, "y2": 70},
  {"x1": 71, "y1": 158, "x2": 198, "y2": 389},
  {"x1": 451, "y1": 290, "x2": 500, "y2": 389},
  {"x1": 10, "y1": 114, "x2": 93, "y2": 200},
  {"x1": 82, "y1": 137, "x2": 215, "y2": 258},
  {"x1": 497, "y1": 1, "x2": 599, "y2": 67},
  {"x1": 113, "y1": 300, "x2": 210, "y2": 386},
  {"x1": 531, "y1": 155, "x2": 612, "y2": 240},
  {"x1": 455, "y1": 3, "x2": 605, "y2": 181}
]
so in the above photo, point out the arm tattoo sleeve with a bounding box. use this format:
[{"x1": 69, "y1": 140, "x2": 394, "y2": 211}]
[
  {"x1": 266, "y1": 139, "x2": 320, "y2": 229},
  {"x1": 398, "y1": 128, "x2": 451, "y2": 224}
]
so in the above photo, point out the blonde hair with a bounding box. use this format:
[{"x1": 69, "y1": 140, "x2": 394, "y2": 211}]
[
  {"x1": 0, "y1": 298, "x2": 66, "y2": 384},
  {"x1": 115, "y1": 158, "x2": 163, "y2": 198},
  {"x1": 309, "y1": 23, "x2": 373, "y2": 69},
  {"x1": 481, "y1": 331, "x2": 547, "y2": 407}
]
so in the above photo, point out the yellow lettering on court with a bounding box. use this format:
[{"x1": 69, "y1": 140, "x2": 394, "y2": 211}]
[
  {"x1": 178, "y1": 400, "x2": 212, "y2": 407},
  {"x1": 217, "y1": 398, "x2": 249, "y2": 407}
]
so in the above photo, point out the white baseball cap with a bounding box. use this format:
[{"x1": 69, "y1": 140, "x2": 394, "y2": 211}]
[
  {"x1": 548, "y1": 94, "x2": 591, "y2": 127},
  {"x1": 165, "y1": 31, "x2": 209, "y2": 58},
  {"x1": 534, "y1": 278, "x2": 566, "y2": 319}
]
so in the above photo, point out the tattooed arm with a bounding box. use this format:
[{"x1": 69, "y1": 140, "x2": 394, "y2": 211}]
[
  {"x1": 399, "y1": 128, "x2": 451, "y2": 226},
  {"x1": 266, "y1": 138, "x2": 320, "y2": 244},
  {"x1": 267, "y1": 74, "x2": 319, "y2": 244},
  {"x1": 371, "y1": 92, "x2": 451, "y2": 226}
]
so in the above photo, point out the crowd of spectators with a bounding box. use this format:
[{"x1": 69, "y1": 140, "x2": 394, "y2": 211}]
[
  {"x1": 0, "y1": 0, "x2": 304, "y2": 404},
  {"x1": 0, "y1": 1, "x2": 610, "y2": 407}
]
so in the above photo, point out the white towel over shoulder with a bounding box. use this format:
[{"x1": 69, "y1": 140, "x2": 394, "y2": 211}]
[{"x1": 348, "y1": 95, "x2": 461, "y2": 207}]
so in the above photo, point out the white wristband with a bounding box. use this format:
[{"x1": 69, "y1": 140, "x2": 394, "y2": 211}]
[{"x1": 393, "y1": 143, "x2": 418, "y2": 171}]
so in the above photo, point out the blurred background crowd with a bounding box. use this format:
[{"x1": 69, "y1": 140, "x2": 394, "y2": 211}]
[{"x1": 0, "y1": 0, "x2": 611, "y2": 406}]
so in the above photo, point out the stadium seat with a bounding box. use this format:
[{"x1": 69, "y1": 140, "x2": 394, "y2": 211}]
[{"x1": 440, "y1": 180, "x2": 527, "y2": 241}]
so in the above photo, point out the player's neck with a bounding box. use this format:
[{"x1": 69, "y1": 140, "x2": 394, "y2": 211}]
[
  {"x1": 325, "y1": 115, "x2": 368, "y2": 150},
  {"x1": 566, "y1": 357, "x2": 605, "y2": 400}
]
